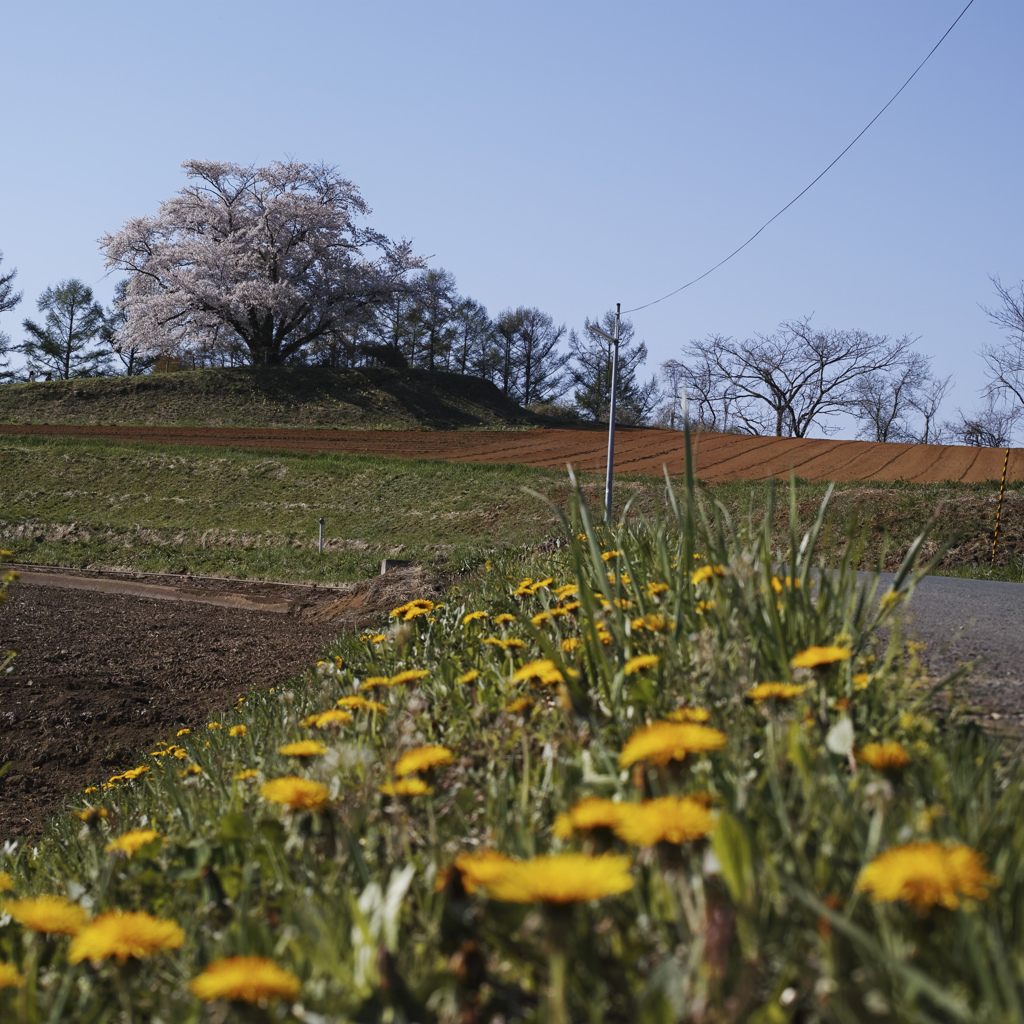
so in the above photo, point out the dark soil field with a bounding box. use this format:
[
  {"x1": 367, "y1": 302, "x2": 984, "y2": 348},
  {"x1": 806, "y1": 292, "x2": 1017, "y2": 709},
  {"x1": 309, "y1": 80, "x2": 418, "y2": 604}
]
[
  {"x1": 0, "y1": 567, "x2": 432, "y2": 836},
  {"x1": 2, "y1": 422, "x2": 1021, "y2": 483}
]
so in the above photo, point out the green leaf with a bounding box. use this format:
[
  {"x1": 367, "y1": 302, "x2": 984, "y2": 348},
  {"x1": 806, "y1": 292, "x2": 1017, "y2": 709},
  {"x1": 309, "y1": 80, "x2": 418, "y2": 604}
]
[
  {"x1": 711, "y1": 810, "x2": 755, "y2": 909},
  {"x1": 217, "y1": 812, "x2": 253, "y2": 843}
]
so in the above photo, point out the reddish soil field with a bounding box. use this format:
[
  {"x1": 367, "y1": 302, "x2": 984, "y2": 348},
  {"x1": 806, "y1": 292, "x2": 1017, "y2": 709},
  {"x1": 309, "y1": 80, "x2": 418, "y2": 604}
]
[
  {"x1": 0, "y1": 567, "x2": 433, "y2": 837},
  {"x1": 1, "y1": 423, "x2": 1021, "y2": 483}
]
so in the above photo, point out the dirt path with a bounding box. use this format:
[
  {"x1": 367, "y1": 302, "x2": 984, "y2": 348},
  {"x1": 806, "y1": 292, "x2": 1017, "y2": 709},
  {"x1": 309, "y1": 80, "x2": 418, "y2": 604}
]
[
  {"x1": 2, "y1": 424, "x2": 1021, "y2": 484},
  {"x1": 0, "y1": 566, "x2": 432, "y2": 836}
]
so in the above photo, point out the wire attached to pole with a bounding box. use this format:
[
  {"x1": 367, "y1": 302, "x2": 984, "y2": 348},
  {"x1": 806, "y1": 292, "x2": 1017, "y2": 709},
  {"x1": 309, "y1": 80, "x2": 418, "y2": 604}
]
[{"x1": 622, "y1": 0, "x2": 977, "y2": 315}]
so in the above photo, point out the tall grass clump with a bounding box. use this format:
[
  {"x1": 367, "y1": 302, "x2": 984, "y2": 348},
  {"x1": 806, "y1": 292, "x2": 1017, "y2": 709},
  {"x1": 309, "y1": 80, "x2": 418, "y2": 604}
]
[{"x1": 3, "y1": 433, "x2": 1024, "y2": 1022}]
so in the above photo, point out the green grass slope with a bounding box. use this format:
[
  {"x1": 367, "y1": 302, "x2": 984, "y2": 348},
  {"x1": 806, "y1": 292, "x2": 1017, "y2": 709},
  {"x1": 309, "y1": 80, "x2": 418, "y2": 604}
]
[{"x1": 0, "y1": 366, "x2": 545, "y2": 429}]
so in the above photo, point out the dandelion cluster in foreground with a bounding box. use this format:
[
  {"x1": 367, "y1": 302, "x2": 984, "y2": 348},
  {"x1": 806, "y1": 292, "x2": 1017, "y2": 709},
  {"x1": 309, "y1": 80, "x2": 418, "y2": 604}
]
[
  {"x1": 68, "y1": 911, "x2": 185, "y2": 964},
  {"x1": 4, "y1": 895, "x2": 88, "y2": 935},
  {"x1": 190, "y1": 955, "x2": 301, "y2": 1004},
  {"x1": 618, "y1": 721, "x2": 727, "y2": 768},
  {"x1": 856, "y1": 841, "x2": 998, "y2": 912},
  {"x1": 260, "y1": 776, "x2": 330, "y2": 811},
  {"x1": 477, "y1": 853, "x2": 636, "y2": 904}
]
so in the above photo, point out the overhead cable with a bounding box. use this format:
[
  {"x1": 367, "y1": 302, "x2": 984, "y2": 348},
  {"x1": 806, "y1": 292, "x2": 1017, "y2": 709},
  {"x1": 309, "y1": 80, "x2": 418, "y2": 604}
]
[{"x1": 622, "y1": 0, "x2": 977, "y2": 314}]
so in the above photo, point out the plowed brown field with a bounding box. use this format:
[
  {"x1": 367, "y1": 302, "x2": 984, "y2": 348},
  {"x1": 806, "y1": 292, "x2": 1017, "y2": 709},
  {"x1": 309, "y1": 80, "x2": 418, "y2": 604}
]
[{"x1": 2, "y1": 424, "x2": 1021, "y2": 484}]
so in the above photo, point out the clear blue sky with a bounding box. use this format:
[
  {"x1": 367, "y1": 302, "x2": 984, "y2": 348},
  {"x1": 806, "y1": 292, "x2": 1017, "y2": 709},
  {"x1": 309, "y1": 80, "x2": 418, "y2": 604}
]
[{"x1": 3, "y1": 1, "x2": 1020, "y2": 435}]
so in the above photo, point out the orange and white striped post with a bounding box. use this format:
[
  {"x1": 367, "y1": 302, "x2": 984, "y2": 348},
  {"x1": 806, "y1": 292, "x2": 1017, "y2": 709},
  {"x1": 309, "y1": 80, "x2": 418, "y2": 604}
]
[{"x1": 991, "y1": 448, "x2": 1010, "y2": 565}]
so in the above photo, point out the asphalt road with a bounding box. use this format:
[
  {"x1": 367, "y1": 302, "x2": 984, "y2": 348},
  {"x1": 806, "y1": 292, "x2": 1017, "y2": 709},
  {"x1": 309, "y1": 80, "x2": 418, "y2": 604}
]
[{"x1": 884, "y1": 573, "x2": 1024, "y2": 723}]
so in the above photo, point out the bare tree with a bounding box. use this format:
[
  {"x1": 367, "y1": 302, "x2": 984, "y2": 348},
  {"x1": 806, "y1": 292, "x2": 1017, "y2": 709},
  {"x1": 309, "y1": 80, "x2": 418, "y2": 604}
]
[
  {"x1": 0, "y1": 250, "x2": 22, "y2": 381},
  {"x1": 849, "y1": 352, "x2": 952, "y2": 443},
  {"x1": 677, "y1": 318, "x2": 917, "y2": 437},
  {"x1": 981, "y1": 275, "x2": 1024, "y2": 409},
  {"x1": 946, "y1": 396, "x2": 1021, "y2": 448},
  {"x1": 660, "y1": 346, "x2": 748, "y2": 433},
  {"x1": 100, "y1": 160, "x2": 422, "y2": 367},
  {"x1": 908, "y1": 373, "x2": 954, "y2": 444}
]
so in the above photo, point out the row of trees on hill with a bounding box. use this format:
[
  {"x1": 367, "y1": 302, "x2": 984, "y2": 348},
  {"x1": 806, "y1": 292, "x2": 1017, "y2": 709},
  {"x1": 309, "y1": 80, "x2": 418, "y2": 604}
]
[
  {"x1": 662, "y1": 284, "x2": 1024, "y2": 447},
  {"x1": 3, "y1": 158, "x2": 1024, "y2": 443}
]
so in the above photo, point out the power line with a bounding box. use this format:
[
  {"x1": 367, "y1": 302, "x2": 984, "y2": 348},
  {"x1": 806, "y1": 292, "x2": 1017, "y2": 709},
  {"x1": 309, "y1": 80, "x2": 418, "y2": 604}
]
[{"x1": 622, "y1": 0, "x2": 978, "y2": 315}]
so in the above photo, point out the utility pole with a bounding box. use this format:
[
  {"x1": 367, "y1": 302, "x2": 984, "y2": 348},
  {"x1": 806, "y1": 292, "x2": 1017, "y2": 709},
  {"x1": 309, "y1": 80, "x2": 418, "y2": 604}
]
[{"x1": 588, "y1": 303, "x2": 621, "y2": 523}]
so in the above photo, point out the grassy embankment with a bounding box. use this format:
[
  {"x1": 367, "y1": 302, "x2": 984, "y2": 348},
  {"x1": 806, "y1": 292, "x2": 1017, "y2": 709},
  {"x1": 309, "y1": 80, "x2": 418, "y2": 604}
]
[
  {"x1": 1, "y1": 433, "x2": 1022, "y2": 583},
  {"x1": 2, "y1": 462, "x2": 1024, "y2": 1020},
  {"x1": 0, "y1": 365, "x2": 551, "y2": 430}
]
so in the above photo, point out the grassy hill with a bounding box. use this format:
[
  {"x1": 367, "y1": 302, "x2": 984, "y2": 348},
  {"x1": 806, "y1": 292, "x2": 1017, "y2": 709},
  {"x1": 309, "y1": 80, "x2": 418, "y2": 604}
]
[{"x1": 0, "y1": 366, "x2": 547, "y2": 429}]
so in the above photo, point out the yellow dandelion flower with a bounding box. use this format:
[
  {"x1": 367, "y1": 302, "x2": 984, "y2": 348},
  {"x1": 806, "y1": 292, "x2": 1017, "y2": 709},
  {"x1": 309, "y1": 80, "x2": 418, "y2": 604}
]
[
  {"x1": 554, "y1": 797, "x2": 629, "y2": 839},
  {"x1": 337, "y1": 695, "x2": 387, "y2": 713},
  {"x1": 493, "y1": 613, "x2": 517, "y2": 625},
  {"x1": 666, "y1": 707, "x2": 711, "y2": 723},
  {"x1": 855, "y1": 841, "x2": 998, "y2": 912},
  {"x1": 463, "y1": 611, "x2": 489, "y2": 625},
  {"x1": 302, "y1": 710, "x2": 353, "y2": 729},
  {"x1": 380, "y1": 778, "x2": 433, "y2": 796},
  {"x1": 229, "y1": 724, "x2": 247, "y2": 738},
  {"x1": 395, "y1": 745, "x2": 455, "y2": 776},
  {"x1": 770, "y1": 575, "x2": 800, "y2": 594},
  {"x1": 853, "y1": 673, "x2": 872, "y2": 690},
  {"x1": 278, "y1": 740, "x2": 327, "y2": 758},
  {"x1": 747, "y1": 682, "x2": 807, "y2": 701},
  {"x1": 359, "y1": 676, "x2": 392, "y2": 690},
  {"x1": 190, "y1": 955, "x2": 301, "y2": 1004},
  {"x1": 624, "y1": 654, "x2": 659, "y2": 675},
  {"x1": 506, "y1": 696, "x2": 534, "y2": 714},
  {"x1": 260, "y1": 776, "x2": 330, "y2": 811},
  {"x1": 857, "y1": 742, "x2": 911, "y2": 770},
  {"x1": 0, "y1": 962, "x2": 25, "y2": 990},
  {"x1": 695, "y1": 600, "x2": 715, "y2": 613},
  {"x1": 559, "y1": 600, "x2": 581, "y2": 613},
  {"x1": 553, "y1": 584, "x2": 579, "y2": 599},
  {"x1": 4, "y1": 895, "x2": 88, "y2": 935},
  {"x1": 83, "y1": 787, "x2": 98, "y2": 794},
  {"x1": 0, "y1": 871, "x2": 14, "y2": 893},
  {"x1": 601, "y1": 550, "x2": 621, "y2": 562},
  {"x1": 528, "y1": 577, "x2": 554, "y2": 593},
  {"x1": 619, "y1": 721, "x2": 727, "y2": 768},
  {"x1": 691, "y1": 564, "x2": 725, "y2": 585},
  {"x1": 69, "y1": 911, "x2": 185, "y2": 965},
  {"x1": 176, "y1": 728, "x2": 191, "y2": 737},
  {"x1": 390, "y1": 599, "x2": 435, "y2": 619},
  {"x1": 531, "y1": 607, "x2": 569, "y2": 626},
  {"x1": 646, "y1": 582, "x2": 670, "y2": 596},
  {"x1": 512, "y1": 659, "x2": 564, "y2": 686},
  {"x1": 790, "y1": 645, "x2": 851, "y2": 669},
  {"x1": 234, "y1": 769, "x2": 259, "y2": 782},
  {"x1": 457, "y1": 669, "x2": 480, "y2": 684},
  {"x1": 561, "y1": 637, "x2": 582, "y2": 652},
  {"x1": 612, "y1": 796, "x2": 715, "y2": 846},
  {"x1": 453, "y1": 850, "x2": 515, "y2": 894},
  {"x1": 105, "y1": 830, "x2": 162, "y2": 857},
  {"x1": 389, "y1": 669, "x2": 430, "y2": 686},
  {"x1": 480, "y1": 852, "x2": 634, "y2": 904},
  {"x1": 207, "y1": 722, "x2": 222, "y2": 731}
]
